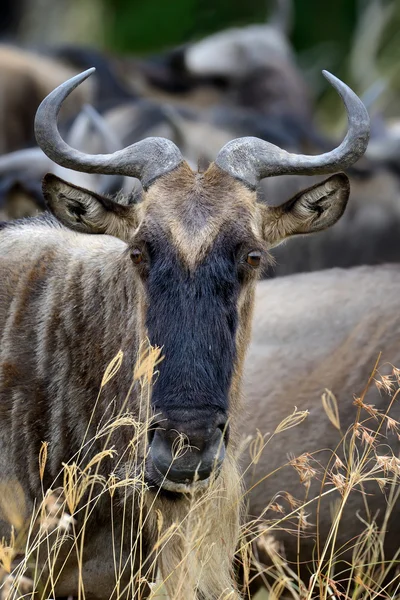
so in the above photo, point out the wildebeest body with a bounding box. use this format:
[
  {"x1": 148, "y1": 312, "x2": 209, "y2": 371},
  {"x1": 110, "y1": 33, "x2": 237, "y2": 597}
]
[
  {"x1": 0, "y1": 216, "x2": 137, "y2": 487},
  {"x1": 243, "y1": 265, "x2": 400, "y2": 591},
  {"x1": 0, "y1": 217, "x2": 145, "y2": 596},
  {"x1": 0, "y1": 45, "x2": 92, "y2": 153}
]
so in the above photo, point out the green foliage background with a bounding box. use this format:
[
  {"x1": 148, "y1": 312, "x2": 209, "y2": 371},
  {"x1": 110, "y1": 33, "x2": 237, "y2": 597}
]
[{"x1": 105, "y1": 0, "x2": 357, "y2": 59}]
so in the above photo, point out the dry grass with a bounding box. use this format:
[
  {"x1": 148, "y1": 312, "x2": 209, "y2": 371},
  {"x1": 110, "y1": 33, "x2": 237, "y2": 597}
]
[
  {"x1": 0, "y1": 341, "x2": 161, "y2": 599},
  {"x1": 0, "y1": 348, "x2": 399, "y2": 599},
  {"x1": 0, "y1": 341, "x2": 241, "y2": 599},
  {"x1": 239, "y1": 359, "x2": 400, "y2": 600}
]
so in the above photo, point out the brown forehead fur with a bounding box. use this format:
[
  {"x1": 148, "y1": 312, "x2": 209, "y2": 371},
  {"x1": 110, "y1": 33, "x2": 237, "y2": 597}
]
[{"x1": 142, "y1": 162, "x2": 260, "y2": 268}]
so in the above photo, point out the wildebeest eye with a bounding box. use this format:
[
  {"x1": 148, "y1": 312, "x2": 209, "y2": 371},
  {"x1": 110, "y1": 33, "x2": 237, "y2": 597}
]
[
  {"x1": 131, "y1": 249, "x2": 143, "y2": 264},
  {"x1": 246, "y1": 251, "x2": 261, "y2": 267}
]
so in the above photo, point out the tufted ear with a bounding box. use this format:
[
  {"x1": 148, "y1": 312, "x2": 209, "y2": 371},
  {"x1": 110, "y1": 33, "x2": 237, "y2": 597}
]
[
  {"x1": 42, "y1": 173, "x2": 138, "y2": 240},
  {"x1": 262, "y1": 173, "x2": 350, "y2": 248}
]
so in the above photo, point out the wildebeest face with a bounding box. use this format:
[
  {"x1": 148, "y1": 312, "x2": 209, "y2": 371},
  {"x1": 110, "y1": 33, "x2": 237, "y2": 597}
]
[
  {"x1": 129, "y1": 165, "x2": 268, "y2": 490},
  {"x1": 43, "y1": 165, "x2": 349, "y2": 492},
  {"x1": 34, "y1": 66, "x2": 364, "y2": 494}
]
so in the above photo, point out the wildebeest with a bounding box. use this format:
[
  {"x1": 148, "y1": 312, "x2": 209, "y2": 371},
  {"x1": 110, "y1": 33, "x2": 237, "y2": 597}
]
[
  {"x1": 242, "y1": 265, "x2": 400, "y2": 595},
  {"x1": 183, "y1": 16, "x2": 311, "y2": 122},
  {"x1": 0, "y1": 45, "x2": 92, "y2": 153},
  {"x1": 0, "y1": 68, "x2": 368, "y2": 598},
  {"x1": 174, "y1": 0, "x2": 315, "y2": 151},
  {"x1": 117, "y1": 1, "x2": 319, "y2": 152}
]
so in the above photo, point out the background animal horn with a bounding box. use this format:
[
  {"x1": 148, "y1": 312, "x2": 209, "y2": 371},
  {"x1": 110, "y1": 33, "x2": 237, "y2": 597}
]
[
  {"x1": 268, "y1": 0, "x2": 293, "y2": 34},
  {"x1": 34, "y1": 68, "x2": 184, "y2": 190},
  {"x1": 214, "y1": 70, "x2": 370, "y2": 190}
]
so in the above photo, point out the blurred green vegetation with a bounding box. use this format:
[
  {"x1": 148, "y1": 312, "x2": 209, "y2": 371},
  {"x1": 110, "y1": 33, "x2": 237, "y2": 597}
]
[{"x1": 105, "y1": 0, "x2": 357, "y2": 58}]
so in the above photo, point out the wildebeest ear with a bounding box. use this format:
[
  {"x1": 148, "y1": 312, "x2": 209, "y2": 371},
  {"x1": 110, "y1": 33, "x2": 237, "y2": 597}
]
[
  {"x1": 262, "y1": 173, "x2": 350, "y2": 248},
  {"x1": 42, "y1": 173, "x2": 138, "y2": 240}
]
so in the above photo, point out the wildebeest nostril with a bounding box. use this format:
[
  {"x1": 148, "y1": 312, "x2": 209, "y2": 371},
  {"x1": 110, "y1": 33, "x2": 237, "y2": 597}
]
[{"x1": 149, "y1": 425, "x2": 226, "y2": 486}]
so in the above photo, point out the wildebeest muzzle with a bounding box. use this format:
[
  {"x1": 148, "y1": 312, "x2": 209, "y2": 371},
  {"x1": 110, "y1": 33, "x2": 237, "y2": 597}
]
[{"x1": 146, "y1": 410, "x2": 228, "y2": 492}]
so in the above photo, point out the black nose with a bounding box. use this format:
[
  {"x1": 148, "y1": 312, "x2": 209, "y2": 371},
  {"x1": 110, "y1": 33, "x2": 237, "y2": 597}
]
[{"x1": 149, "y1": 418, "x2": 228, "y2": 485}]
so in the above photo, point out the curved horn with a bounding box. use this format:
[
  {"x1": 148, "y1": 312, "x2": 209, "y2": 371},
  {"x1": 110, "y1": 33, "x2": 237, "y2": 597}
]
[
  {"x1": 34, "y1": 68, "x2": 184, "y2": 189},
  {"x1": 268, "y1": 0, "x2": 293, "y2": 34},
  {"x1": 215, "y1": 71, "x2": 370, "y2": 189}
]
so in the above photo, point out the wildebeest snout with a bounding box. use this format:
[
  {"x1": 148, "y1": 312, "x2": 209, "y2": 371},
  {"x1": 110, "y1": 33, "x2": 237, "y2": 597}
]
[{"x1": 148, "y1": 414, "x2": 228, "y2": 490}]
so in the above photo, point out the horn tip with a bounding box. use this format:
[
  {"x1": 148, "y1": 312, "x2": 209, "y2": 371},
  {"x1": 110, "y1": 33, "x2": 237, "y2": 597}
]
[
  {"x1": 78, "y1": 67, "x2": 96, "y2": 80},
  {"x1": 68, "y1": 67, "x2": 96, "y2": 89},
  {"x1": 321, "y1": 69, "x2": 370, "y2": 129},
  {"x1": 321, "y1": 69, "x2": 336, "y2": 84}
]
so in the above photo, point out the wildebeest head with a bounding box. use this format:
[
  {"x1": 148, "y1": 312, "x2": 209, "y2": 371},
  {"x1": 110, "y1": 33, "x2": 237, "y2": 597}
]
[{"x1": 35, "y1": 68, "x2": 369, "y2": 492}]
